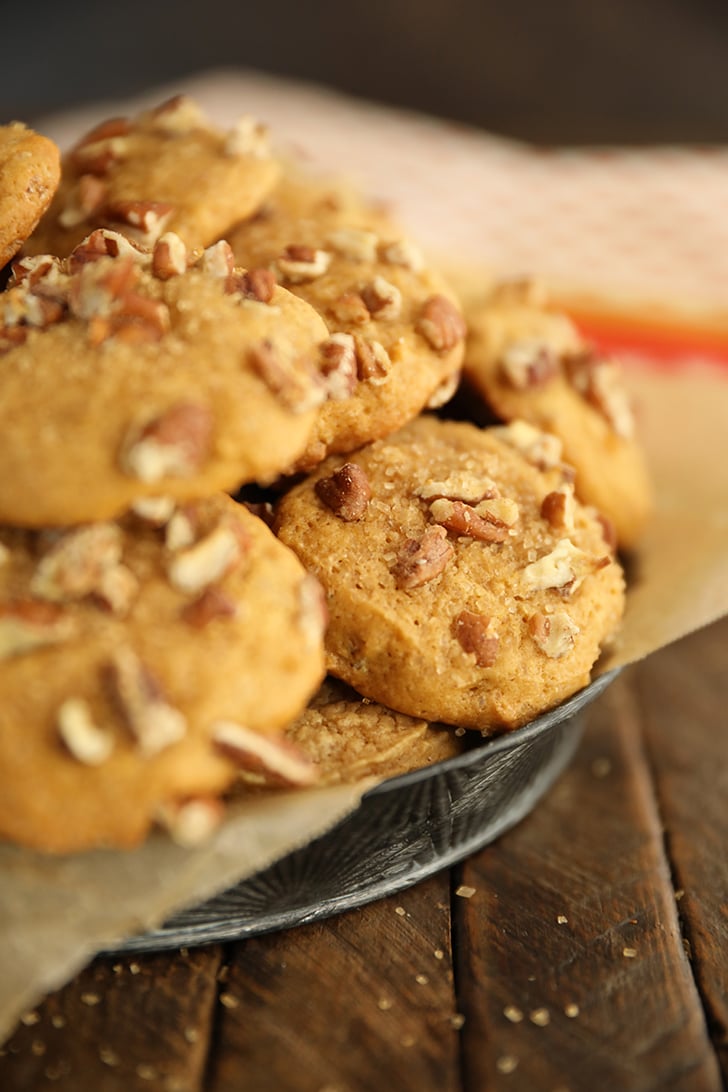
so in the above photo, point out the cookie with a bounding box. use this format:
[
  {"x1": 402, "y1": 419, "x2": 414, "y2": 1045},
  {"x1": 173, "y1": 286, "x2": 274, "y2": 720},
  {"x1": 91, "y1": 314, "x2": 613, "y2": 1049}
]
[
  {"x1": 23, "y1": 95, "x2": 279, "y2": 258},
  {"x1": 0, "y1": 123, "x2": 60, "y2": 267},
  {"x1": 275, "y1": 415, "x2": 625, "y2": 732},
  {"x1": 0, "y1": 231, "x2": 329, "y2": 526},
  {"x1": 0, "y1": 494, "x2": 327, "y2": 852},
  {"x1": 238, "y1": 676, "x2": 465, "y2": 788},
  {"x1": 228, "y1": 170, "x2": 466, "y2": 471},
  {"x1": 463, "y1": 278, "x2": 652, "y2": 548}
]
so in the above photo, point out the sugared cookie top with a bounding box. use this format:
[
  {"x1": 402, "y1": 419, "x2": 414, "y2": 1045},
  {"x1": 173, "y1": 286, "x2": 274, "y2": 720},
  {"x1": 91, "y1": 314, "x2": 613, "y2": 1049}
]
[
  {"x1": 0, "y1": 495, "x2": 326, "y2": 852},
  {"x1": 228, "y1": 171, "x2": 466, "y2": 471},
  {"x1": 0, "y1": 123, "x2": 60, "y2": 267},
  {"x1": 23, "y1": 95, "x2": 279, "y2": 257},
  {"x1": 0, "y1": 232, "x2": 329, "y2": 526},
  {"x1": 463, "y1": 278, "x2": 652, "y2": 548},
  {"x1": 275, "y1": 415, "x2": 625, "y2": 732},
  {"x1": 239, "y1": 676, "x2": 464, "y2": 787}
]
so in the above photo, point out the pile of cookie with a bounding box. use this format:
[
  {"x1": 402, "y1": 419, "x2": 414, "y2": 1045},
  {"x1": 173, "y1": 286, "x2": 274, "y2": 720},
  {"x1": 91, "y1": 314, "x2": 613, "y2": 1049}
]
[{"x1": 0, "y1": 96, "x2": 650, "y2": 853}]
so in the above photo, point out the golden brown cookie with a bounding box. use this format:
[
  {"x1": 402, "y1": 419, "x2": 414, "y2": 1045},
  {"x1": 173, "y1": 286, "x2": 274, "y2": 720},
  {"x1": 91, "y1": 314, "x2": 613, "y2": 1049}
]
[
  {"x1": 0, "y1": 232, "x2": 329, "y2": 526},
  {"x1": 238, "y1": 677, "x2": 465, "y2": 787},
  {"x1": 0, "y1": 123, "x2": 60, "y2": 267},
  {"x1": 0, "y1": 495, "x2": 326, "y2": 852},
  {"x1": 228, "y1": 170, "x2": 466, "y2": 471},
  {"x1": 23, "y1": 95, "x2": 279, "y2": 258},
  {"x1": 275, "y1": 415, "x2": 625, "y2": 732},
  {"x1": 463, "y1": 278, "x2": 652, "y2": 548}
]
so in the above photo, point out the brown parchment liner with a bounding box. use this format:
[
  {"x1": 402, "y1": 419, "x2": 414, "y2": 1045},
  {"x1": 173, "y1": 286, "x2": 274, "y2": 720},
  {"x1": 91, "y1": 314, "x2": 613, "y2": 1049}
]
[{"x1": 2, "y1": 77, "x2": 728, "y2": 1045}]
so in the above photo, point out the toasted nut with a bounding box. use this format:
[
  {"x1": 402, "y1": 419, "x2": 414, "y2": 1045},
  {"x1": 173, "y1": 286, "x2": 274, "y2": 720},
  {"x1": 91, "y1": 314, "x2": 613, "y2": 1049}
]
[
  {"x1": 416, "y1": 295, "x2": 466, "y2": 351},
  {"x1": 361, "y1": 276, "x2": 402, "y2": 320},
  {"x1": 165, "y1": 507, "x2": 199, "y2": 551},
  {"x1": 528, "y1": 611, "x2": 580, "y2": 657},
  {"x1": 429, "y1": 498, "x2": 509, "y2": 543},
  {"x1": 200, "y1": 240, "x2": 235, "y2": 279},
  {"x1": 31, "y1": 524, "x2": 123, "y2": 602},
  {"x1": 121, "y1": 403, "x2": 213, "y2": 482},
  {"x1": 167, "y1": 525, "x2": 244, "y2": 595},
  {"x1": 315, "y1": 463, "x2": 372, "y2": 521},
  {"x1": 152, "y1": 232, "x2": 188, "y2": 279},
  {"x1": 223, "y1": 115, "x2": 270, "y2": 158},
  {"x1": 249, "y1": 339, "x2": 326, "y2": 413},
  {"x1": 379, "y1": 238, "x2": 424, "y2": 272},
  {"x1": 318, "y1": 333, "x2": 358, "y2": 400},
  {"x1": 329, "y1": 291, "x2": 371, "y2": 325},
  {"x1": 276, "y1": 245, "x2": 331, "y2": 283},
  {"x1": 130, "y1": 495, "x2": 177, "y2": 525},
  {"x1": 499, "y1": 339, "x2": 560, "y2": 389},
  {"x1": 416, "y1": 472, "x2": 499, "y2": 504},
  {"x1": 326, "y1": 227, "x2": 379, "y2": 263},
  {"x1": 94, "y1": 564, "x2": 139, "y2": 616},
  {"x1": 69, "y1": 117, "x2": 131, "y2": 173},
  {"x1": 105, "y1": 201, "x2": 175, "y2": 246},
  {"x1": 57, "y1": 699, "x2": 114, "y2": 765},
  {"x1": 491, "y1": 419, "x2": 566, "y2": 472},
  {"x1": 541, "y1": 485, "x2": 576, "y2": 531},
  {"x1": 452, "y1": 610, "x2": 500, "y2": 667},
  {"x1": 212, "y1": 721, "x2": 318, "y2": 786},
  {"x1": 145, "y1": 95, "x2": 207, "y2": 133},
  {"x1": 425, "y1": 369, "x2": 461, "y2": 409},
  {"x1": 105, "y1": 647, "x2": 187, "y2": 755},
  {"x1": 392, "y1": 525, "x2": 455, "y2": 589},
  {"x1": 522, "y1": 538, "x2": 609, "y2": 596},
  {"x1": 0, "y1": 600, "x2": 75, "y2": 660},
  {"x1": 67, "y1": 229, "x2": 147, "y2": 272},
  {"x1": 156, "y1": 797, "x2": 225, "y2": 847},
  {"x1": 227, "y1": 267, "x2": 276, "y2": 303},
  {"x1": 564, "y1": 351, "x2": 635, "y2": 438},
  {"x1": 353, "y1": 336, "x2": 392, "y2": 383},
  {"x1": 181, "y1": 586, "x2": 238, "y2": 627}
]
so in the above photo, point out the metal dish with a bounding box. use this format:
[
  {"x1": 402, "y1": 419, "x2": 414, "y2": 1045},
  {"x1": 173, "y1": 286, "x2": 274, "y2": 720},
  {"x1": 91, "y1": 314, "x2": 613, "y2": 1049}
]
[{"x1": 112, "y1": 668, "x2": 619, "y2": 952}]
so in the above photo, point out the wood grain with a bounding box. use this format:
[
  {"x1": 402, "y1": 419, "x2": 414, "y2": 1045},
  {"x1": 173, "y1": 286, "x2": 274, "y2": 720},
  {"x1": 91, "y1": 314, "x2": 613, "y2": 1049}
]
[
  {"x1": 453, "y1": 674, "x2": 723, "y2": 1092},
  {"x1": 635, "y1": 616, "x2": 728, "y2": 1084},
  {"x1": 206, "y1": 874, "x2": 460, "y2": 1092},
  {"x1": 0, "y1": 947, "x2": 223, "y2": 1092}
]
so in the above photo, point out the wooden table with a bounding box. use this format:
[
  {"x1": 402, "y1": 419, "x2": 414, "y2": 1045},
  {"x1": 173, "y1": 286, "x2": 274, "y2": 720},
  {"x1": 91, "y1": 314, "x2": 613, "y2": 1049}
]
[{"x1": 1, "y1": 615, "x2": 726, "y2": 1092}]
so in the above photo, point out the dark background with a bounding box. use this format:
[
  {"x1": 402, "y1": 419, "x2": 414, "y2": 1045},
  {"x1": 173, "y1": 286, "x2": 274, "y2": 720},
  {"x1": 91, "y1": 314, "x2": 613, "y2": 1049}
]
[{"x1": 4, "y1": 0, "x2": 728, "y2": 144}]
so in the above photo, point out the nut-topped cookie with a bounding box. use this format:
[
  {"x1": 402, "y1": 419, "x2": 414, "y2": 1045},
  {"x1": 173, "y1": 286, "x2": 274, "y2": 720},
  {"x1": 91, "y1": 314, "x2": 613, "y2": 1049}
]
[
  {"x1": 0, "y1": 122, "x2": 61, "y2": 268},
  {"x1": 23, "y1": 95, "x2": 279, "y2": 258},
  {"x1": 463, "y1": 278, "x2": 652, "y2": 548},
  {"x1": 0, "y1": 495, "x2": 326, "y2": 852},
  {"x1": 275, "y1": 415, "x2": 625, "y2": 732},
  {"x1": 228, "y1": 170, "x2": 466, "y2": 471},
  {"x1": 0, "y1": 232, "x2": 329, "y2": 526}
]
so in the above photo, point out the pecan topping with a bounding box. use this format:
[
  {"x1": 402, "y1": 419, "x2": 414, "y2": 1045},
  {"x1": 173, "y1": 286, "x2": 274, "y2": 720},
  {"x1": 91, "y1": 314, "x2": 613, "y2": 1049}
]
[
  {"x1": 318, "y1": 333, "x2": 358, "y2": 400},
  {"x1": 201, "y1": 240, "x2": 235, "y2": 279},
  {"x1": 105, "y1": 647, "x2": 187, "y2": 755},
  {"x1": 145, "y1": 95, "x2": 207, "y2": 133},
  {"x1": 152, "y1": 232, "x2": 188, "y2": 279},
  {"x1": 67, "y1": 229, "x2": 147, "y2": 272},
  {"x1": 105, "y1": 201, "x2": 175, "y2": 247},
  {"x1": 276, "y1": 245, "x2": 331, "y2": 283},
  {"x1": 227, "y1": 267, "x2": 276, "y2": 303},
  {"x1": 121, "y1": 402, "x2": 213, "y2": 482},
  {"x1": 361, "y1": 276, "x2": 402, "y2": 320},
  {"x1": 392, "y1": 525, "x2": 454, "y2": 589},
  {"x1": 131, "y1": 495, "x2": 177, "y2": 526},
  {"x1": 353, "y1": 336, "x2": 391, "y2": 383},
  {"x1": 249, "y1": 339, "x2": 326, "y2": 413},
  {"x1": 425, "y1": 370, "x2": 461, "y2": 409},
  {"x1": 181, "y1": 586, "x2": 238, "y2": 627},
  {"x1": 528, "y1": 611, "x2": 580, "y2": 658},
  {"x1": 94, "y1": 564, "x2": 139, "y2": 617},
  {"x1": 564, "y1": 351, "x2": 635, "y2": 439},
  {"x1": 0, "y1": 600, "x2": 75, "y2": 660},
  {"x1": 57, "y1": 699, "x2": 114, "y2": 766},
  {"x1": 452, "y1": 610, "x2": 500, "y2": 667},
  {"x1": 541, "y1": 485, "x2": 576, "y2": 531},
  {"x1": 156, "y1": 797, "x2": 225, "y2": 847},
  {"x1": 211, "y1": 721, "x2": 318, "y2": 786},
  {"x1": 329, "y1": 291, "x2": 371, "y2": 325},
  {"x1": 297, "y1": 574, "x2": 328, "y2": 650},
  {"x1": 223, "y1": 115, "x2": 270, "y2": 158},
  {"x1": 491, "y1": 420, "x2": 567, "y2": 473},
  {"x1": 69, "y1": 118, "x2": 131, "y2": 174},
  {"x1": 429, "y1": 498, "x2": 509, "y2": 543},
  {"x1": 326, "y1": 227, "x2": 379, "y2": 263},
  {"x1": 58, "y1": 174, "x2": 109, "y2": 228},
  {"x1": 165, "y1": 507, "x2": 199, "y2": 550},
  {"x1": 416, "y1": 295, "x2": 466, "y2": 352},
  {"x1": 167, "y1": 525, "x2": 245, "y2": 595},
  {"x1": 521, "y1": 538, "x2": 609, "y2": 596},
  {"x1": 499, "y1": 339, "x2": 560, "y2": 389},
  {"x1": 9, "y1": 254, "x2": 59, "y2": 288},
  {"x1": 31, "y1": 524, "x2": 124, "y2": 602},
  {"x1": 315, "y1": 463, "x2": 372, "y2": 521},
  {"x1": 416, "y1": 472, "x2": 499, "y2": 504},
  {"x1": 379, "y1": 238, "x2": 424, "y2": 272}
]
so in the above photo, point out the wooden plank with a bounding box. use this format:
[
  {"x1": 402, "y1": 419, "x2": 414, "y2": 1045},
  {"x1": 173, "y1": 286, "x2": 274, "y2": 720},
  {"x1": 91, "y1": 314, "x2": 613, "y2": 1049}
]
[
  {"x1": 0, "y1": 946, "x2": 222, "y2": 1092},
  {"x1": 635, "y1": 615, "x2": 728, "y2": 1083},
  {"x1": 453, "y1": 673, "x2": 723, "y2": 1092},
  {"x1": 206, "y1": 873, "x2": 461, "y2": 1092}
]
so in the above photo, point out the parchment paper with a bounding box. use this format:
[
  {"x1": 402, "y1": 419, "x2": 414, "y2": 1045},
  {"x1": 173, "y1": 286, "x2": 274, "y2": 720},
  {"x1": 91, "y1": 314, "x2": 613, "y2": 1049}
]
[{"x1": 2, "y1": 71, "x2": 727, "y2": 1045}]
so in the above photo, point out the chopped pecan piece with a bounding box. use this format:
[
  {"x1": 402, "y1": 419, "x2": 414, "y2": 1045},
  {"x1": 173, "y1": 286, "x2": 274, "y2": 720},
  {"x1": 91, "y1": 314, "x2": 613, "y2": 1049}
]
[
  {"x1": 491, "y1": 419, "x2": 567, "y2": 473},
  {"x1": 528, "y1": 611, "x2": 580, "y2": 658},
  {"x1": 425, "y1": 370, "x2": 461, "y2": 409},
  {"x1": 379, "y1": 238, "x2": 424, "y2": 272},
  {"x1": 315, "y1": 462, "x2": 372, "y2": 521},
  {"x1": 249, "y1": 339, "x2": 326, "y2": 413},
  {"x1": 223, "y1": 115, "x2": 270, "y2": 158},
  {"x1": 94, "y1": 564, "x2": 139, "y2": 616},
  {"x1": 67, "y1": 229, "x2": 147, "y2": 272},
  {"x1": 276, "y1": 245, "x2": 331, "y2": 283},
  {"x1": 429, "y1": 498, "x2": 509, "y2": 543},
  {"x1": 31, "y1": 523, "x2": 123, "y2": 602},
  {"x1": 353, "y1": 336, "x2": 391, "y2": 383},
  {"x1": 0, "y1": 599, "x2": 75, "y2": 659},
  {"x1": 167, "y1": 525, "x2": 245, "y2": 595},
  {"x1": 121, "y1": 402, "x2": 213, "y2": 481},
  {"x1": 105, "y1": 200, "x2": 175, "y2": 247},
  {"x1": 329, "y1": 291, "x2": 371, "y2": 325},
  {"x1": 152, "y1": 232, "x2": 188, "y2": 279},
  {"x1": 564, "y1": 350, "x2": 635, "y2": 439},
  {"x1": 452, "y1": 610, "x2": 500, "y2": 667},
  {"x1": 392, "y1": 525, "x2": 455, "y2": 589},
  {"x1": 416, "y1": 295, "x2": 466, "y2": 352},
  {"x1": 521, "y1": 538, "x2": 609, "y2": 597},
  {"x1": 156, "y1": 797, "x2": 225, "y2": 847},
  {"x1": 145, "y1": 95, "x2": 207, "y2": 133},
  {"x1": 200, "y1": 240, "x2": 235, "y2": 279},
  {"x1": 416, "y1": 472, "x2": 499, "y2": 504},
  {"x1": 361, "y1": 276, "x2": 402, "y2": 320},
  {"x1": 69, "y1": 117, "x2": 131, "y2": 174},
  {"x1": 227, "y1": 267, "x2": 276, "y2": 303},
  {"x1": 9, "y1": 254, "x2": 59, "y2": 288},
  {"x1": 57, "y1": 698, "x2": 114, "y2": 766},
  {"x1": 181, "y1": 586, "x2": 238, "y2": 627},
  {"x1": 165, "y1": 506, "x2": 199, "y2": 550},
  {"x1": 211, "y1": 721, "x2": 318, "y2": 786},
  {"x1": 540, "y1": 485, "x2": 576, "y2": 531},
  {"x1": 326, "y1": 227, "x2": 379, "y2": 262},
  {"x1": 318, "y1": 333, "x2": 358, "y2": 400},
  {"x1": 105, "y1": 647, "x2": 187, "y2": 755},
  {"x1": 499, "y1": 339, "x2": 560, "y2": 389}
]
